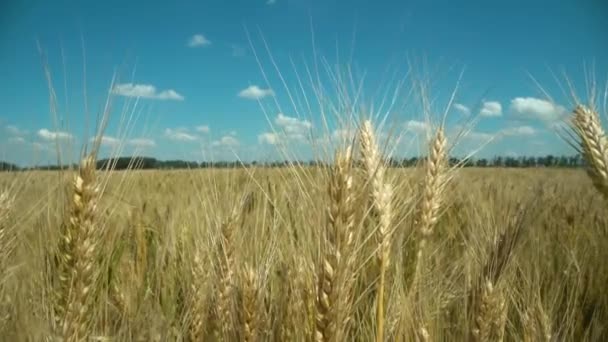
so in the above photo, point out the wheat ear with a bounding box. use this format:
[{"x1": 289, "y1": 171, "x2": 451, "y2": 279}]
[
  {"x1": 62, "y1": 155, "x2": 100, "y2": 342},
  {"x1": 315, "y1": 146, "x2": 355, "y2": 342},
  {"x1": 472, "y1": 280, "x2": 507, "y2": 342},
  {"x1": 215, "y1": 206, "x2": 238, "y2": 340},
  {"x1": 189, "y1": 249, "x2": 209, "y2": 341},
  {"x1": 0, "y1": 190, "x2": 14, "y2": 263},
  {"x1": 359, "y1": 120, "x2": 394, "y2": 342},
  {"x1": 418, "y1": 127, "x2": 447, "y2": 252},
  {"x1": 241, "y1": 263, "x2": 259, "y2": 342},
  {"x1": 570, "y1": 105, "x2": 608, "y2": 199}
]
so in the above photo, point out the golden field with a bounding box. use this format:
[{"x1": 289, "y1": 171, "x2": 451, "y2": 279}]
[{"x1": 0, "y1": 161, "x2": 607, "y2": 341}]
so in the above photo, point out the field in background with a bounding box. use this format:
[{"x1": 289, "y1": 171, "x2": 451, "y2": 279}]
[{"x1": 1, "y1": 166, "x2": 606, "y2": 341}]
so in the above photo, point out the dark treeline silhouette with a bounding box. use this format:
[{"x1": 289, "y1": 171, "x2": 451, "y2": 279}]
[{"x1": 0, "y1": 154, "x2": 588, "y2": 171}]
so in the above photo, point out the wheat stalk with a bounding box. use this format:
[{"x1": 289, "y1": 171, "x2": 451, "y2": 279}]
[{"x1": 359, "y1": 120, "x2": 394, "y2": 342}]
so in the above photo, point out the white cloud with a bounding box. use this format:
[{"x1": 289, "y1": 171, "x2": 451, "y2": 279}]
[
  {"x1": 454, "y1": 103, "x2": 471, "y2": 116},
  {"x1": 480, "y1": 101, "x2": 502, "y2": 117},
  {"x1": 259, "y1": 113, "x2": 312, "y2": 144},
  {"x1": 6, "y1": 125, "x2": 27, "y2": 136},
  {"x1": 32, "y1": 142, "x2": 48, "y2": 151},
  {"x1": 500, "y1": 125, "x2": 536, "y2": 137},
  {"x1": 8, "y1": 137, "x2": 25, "y2": 144},
  {"x1": 188, "y1": 34, "x2": 211, "y2": 47},
  {"x1": 238, "y1": 85, "x2": 274, "y2": 100},
  {"x1": 95, "y1": 135, "x2": 120, "y2": 147},
  {"x1": 37, "y1": 128, "x2": 73, "y2": 141},
  {"x1": 213, "y1": 135, "x2": 240, "y2": 147},
  {"x1": 128, "y1": 138, "x2": 156, "y2": 148},
  {"x1": 258, "y1": 132, "x2": 280, "y2": 145},
  {"x1": 195, "y1": 125, "x2": 210, "y2": 134},
  {"x1": 466, "y1": 131, "x2": 494, "y2": 142},
  {"x1": 509, "y1": 97, "x2": 567, "y2": 122},
  {"x1": 164, "y1": 128, "x2": 198, "y2": 142},
  {"x1": 112, "y1": 83, "x2": 184, "y2": 101},
  {"x1": 332, "y1": 128, "x2": 356, "y2": 141},
  {"x1": 404, "y1": 120, "x2": 429, "y2": 134},
  {"x1": 275, "y1": 113, "x2": 311, "y2": 141}
]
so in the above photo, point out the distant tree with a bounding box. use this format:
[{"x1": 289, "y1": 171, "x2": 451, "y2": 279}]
[
  {"x1": 493, "y1": 156, "x2": 504, "y2": 167},
  {"x1": 0, "y1": 161, "x2": 20, "y2": 171},
  {"x1": 476, "y1": 158, "x2": 488, "y2": 167}
]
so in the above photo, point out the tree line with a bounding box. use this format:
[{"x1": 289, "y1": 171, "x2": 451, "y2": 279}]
[{"x1": 0, "y1": 154, "x2": 590, "y2": 171}]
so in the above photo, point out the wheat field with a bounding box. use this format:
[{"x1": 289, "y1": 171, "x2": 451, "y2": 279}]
[{"x1": 1, "y1": 111, "x2": 608, "y2": 341}]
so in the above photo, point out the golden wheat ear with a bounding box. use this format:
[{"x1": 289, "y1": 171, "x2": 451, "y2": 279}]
[
  {"x1": 59, "y1": 155, "x2": 100, "y2": 342},
  {"x1": 569, "y1": 105, "x2": 608, "y2": 199},
  {"x1": 359, "y1": 120, "x2": 394, "y2": 342},
  {"x1": 0, "y1": 190, "x2": 14, "y2": 256},
  {"x1": 315, "y1": 145, "x2": 356, "y2": 342}
]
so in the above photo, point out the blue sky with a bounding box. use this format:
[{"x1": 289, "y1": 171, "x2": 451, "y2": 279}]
[{"x1": 1, "y1": 0, "x2": 607, "y2": 165}]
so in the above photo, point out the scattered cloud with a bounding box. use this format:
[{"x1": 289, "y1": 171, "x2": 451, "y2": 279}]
[
  {"x1": 112, "y1": 83, "x2": 184, "y2": 101},
  {"x1": 164, "y1": 128, "x2": 198, "y2": 142},
  {"x1": 6, "y1": 125, "x2": 28, "y2": 136},
  {"x1": 188, "y1": 34, "x2": 211, "y2": 47},
  {"x1": 275, "y1": 113, "x2": 311, "y2": 141},
  {"x1": 500, "y1": 125, "x2": 536, "y2": 137},
  {"x1": 128, "y1": 138, "x2": 156, "y2": 148},
  {"x1": 94, "y1": 135, "x2": 120, "y2": 147},
  {"x1": 195, "y1": 125, "x2": 210, "y2": 134},
  {"x1": 509, "y1": 97, "x2": 567, "y2": 122},
  {"x1": 238, "y1": 85, "x2": 274, "y2": 100},
  {"x1": 332, "y1": 128, "x2": 356, "y2": 141},
  {"x1": 259, "y1": 113, "x2": 312, "y2": 144},
  {"x1": 453, "y1": 103, "x2": 471, "y2": 116},
  {"x1": 213, "y1": 135, "x2": 240, "y2": 147},
  {"x1": 480, "y1": 101, "x2": 502, "y2": 117},
  {"x1": 258, "y1": 132, "x2": 280, "y2": 145},
  {"x1": 32, "y1": 142, "x2": 49, "y2": 151},
  {"x1": 466, "y1": 131, "x2": 494, "y2": 142},
  {"x1": 8, "y1": 136, "x2": 25, "y2": 144},
  {"x1": 404, "y1": 120, "x2": 429, "y2": 134},
  {"x1": 37, "y1": 128, "x2": 73, "y2": 141}
]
